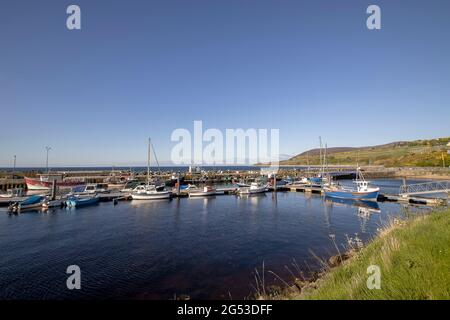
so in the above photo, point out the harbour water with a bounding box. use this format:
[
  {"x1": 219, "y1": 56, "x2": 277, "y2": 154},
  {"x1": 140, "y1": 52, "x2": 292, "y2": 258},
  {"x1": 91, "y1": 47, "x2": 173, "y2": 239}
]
[{"x1": 0, "y1": 179, "x2": 433, "y2": 299}]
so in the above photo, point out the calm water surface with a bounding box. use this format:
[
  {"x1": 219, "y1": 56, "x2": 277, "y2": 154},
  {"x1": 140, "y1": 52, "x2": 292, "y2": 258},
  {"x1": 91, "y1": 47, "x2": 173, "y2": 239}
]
[{"x1": 0, "y1": 179, "x2": 432, "y2": 299}]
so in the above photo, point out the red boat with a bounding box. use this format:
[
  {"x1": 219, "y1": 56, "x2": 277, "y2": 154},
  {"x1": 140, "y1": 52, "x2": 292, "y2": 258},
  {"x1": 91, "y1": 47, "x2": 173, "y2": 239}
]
[{"x1": 25, "y1": 174, "x2": 85, "y2": 190}]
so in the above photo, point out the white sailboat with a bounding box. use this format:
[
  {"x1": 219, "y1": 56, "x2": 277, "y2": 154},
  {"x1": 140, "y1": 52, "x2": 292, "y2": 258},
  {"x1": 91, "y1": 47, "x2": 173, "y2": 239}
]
[{"x1": 131, "y1": 138, "x2": 171, "y2": 200}]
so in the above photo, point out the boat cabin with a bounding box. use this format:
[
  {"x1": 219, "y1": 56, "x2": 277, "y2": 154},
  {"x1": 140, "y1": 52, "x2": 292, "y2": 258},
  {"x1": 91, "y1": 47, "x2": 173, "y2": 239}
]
[{"x1": 356, "y1": 180, "x2": 370, "y2": 192}]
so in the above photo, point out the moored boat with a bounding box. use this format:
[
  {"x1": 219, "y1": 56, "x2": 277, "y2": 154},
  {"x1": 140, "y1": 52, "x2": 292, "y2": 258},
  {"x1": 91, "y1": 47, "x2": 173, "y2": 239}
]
[
  {"x1": 72, "y1": 183, "x2": 109, "y2": 195},
  {"x1": 8, "y1": 195, "x2": 45, "y2": 213},
  {"x1": 66, "y1": 194, "x2": 100, "y2": 208},
  {"x1": 42, "y1": 198, "x2": 64, "y2": 209},
  {"x1": 324, "y1": 168, "x2": 379, "y2": 201},
  {"x1": 188, "y1": 186, "x2": 217, "y2": 197},
  {"x1": 131, "y1": 185, "x2": 171, "y2": 200},
  {"x1": 0, "y1": 188, "x2": 25, "y2": 198},
  {"x1": 25, "y1": 174, "x2": 85, "y2": 191},
  {"x1": 130, "y1": 138, "x2": 172, "y2": 200},
  {"x1": 238, "y1": 182, "x2": 268, "y2": 195}
]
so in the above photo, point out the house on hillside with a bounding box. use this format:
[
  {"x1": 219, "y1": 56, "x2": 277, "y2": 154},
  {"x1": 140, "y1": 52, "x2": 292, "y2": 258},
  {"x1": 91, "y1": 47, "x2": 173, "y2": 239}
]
[{"x1": 447, "y1": 142, "x2": 450, "y2": 155}]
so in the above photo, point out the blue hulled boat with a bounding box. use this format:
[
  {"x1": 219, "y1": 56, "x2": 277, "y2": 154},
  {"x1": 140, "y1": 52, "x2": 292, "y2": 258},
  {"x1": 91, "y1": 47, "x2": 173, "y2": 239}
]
[
  {"x1": 66, "y1": 195, "x2": 100, "y2": 208},
  {"x1": 8, "y1": 195, "x2": 45, "y2": 213},
  {"x1": 324, "y1": 168, "x2": 380, "y2": 201}
]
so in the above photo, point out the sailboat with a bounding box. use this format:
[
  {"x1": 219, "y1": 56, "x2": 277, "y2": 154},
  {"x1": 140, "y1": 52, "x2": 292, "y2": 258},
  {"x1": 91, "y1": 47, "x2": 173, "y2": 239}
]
[
  {"x1": 324, "y1": 167, "x2": 380, "y2": 201},
  {"x1": 131, "y1": 138, "x2": 171, "y2": 200}
]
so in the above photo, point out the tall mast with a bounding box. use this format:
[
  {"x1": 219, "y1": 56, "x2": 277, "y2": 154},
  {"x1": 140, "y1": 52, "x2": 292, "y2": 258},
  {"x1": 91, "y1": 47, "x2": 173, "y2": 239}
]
[
  {"x1": 324, "y1": 143, "x2": 328, "y2": 176},
  {"x1": 356, "y1": 150, "x2": 360, "y2": 181},
  {"x1": 319, "y1": 136, "x2": 323, "y2": 176},
  {"x1": 147, "y1": 138, "x2": 151, "y2": 186},
  {"x1": 306, "y1": 151, "x2": 310, "y2": 176}
]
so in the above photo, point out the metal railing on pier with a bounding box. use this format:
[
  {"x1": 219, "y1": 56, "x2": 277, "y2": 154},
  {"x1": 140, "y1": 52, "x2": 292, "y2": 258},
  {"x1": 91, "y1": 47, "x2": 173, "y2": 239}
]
[{"x1": 399, "y1": 181, "x2": 450, "y2": 196}]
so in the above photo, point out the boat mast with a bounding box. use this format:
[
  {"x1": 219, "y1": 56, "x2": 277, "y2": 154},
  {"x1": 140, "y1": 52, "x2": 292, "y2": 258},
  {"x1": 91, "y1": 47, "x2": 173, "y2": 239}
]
[
  {"x1": 306, "y1": 151, "x2": 310, "y2": 177},
  {"x1": 324, "y1": 142, "x2": 328, "y2": 181},
  {"x1": 319, "y1": 137, "x2": 323, "y2": 177},
  {"x1": 147, "y1": 138, "x2": 151, "y2": 186},
  {"x1": 356, "y1": 150, "x2": 360, "y2": 181}
]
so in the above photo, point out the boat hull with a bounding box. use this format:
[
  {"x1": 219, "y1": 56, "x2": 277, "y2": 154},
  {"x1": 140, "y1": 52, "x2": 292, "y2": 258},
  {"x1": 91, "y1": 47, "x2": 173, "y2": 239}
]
[
  {"x1": 131, "y1": 192, "x2": 171, "y2": 200},
  {"x1": 239, "y1": 187, "x2": 267, "y2": 195},
  {"x1": 42, "y1": 199, "x2": 64, "y2": 208},
  {"x1": 67, "y1": 196, "x2": 100, "y2": 208},
  {"x1": 188, "y1": 191, "x2": 216, "y2": 197},
  {"x1": 25, "y1": 177, "x2": 84, "y2": 190},
  {"x1": 324, "y1": 188, "x2": 379, "y2": 201}
]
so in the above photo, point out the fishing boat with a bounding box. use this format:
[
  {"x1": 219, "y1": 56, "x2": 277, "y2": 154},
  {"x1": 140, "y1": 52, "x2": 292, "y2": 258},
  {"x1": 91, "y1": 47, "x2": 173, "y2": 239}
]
[
  {"x1": 66, "y1": 194, "x2": 100, "y2": 208},
  {"x1": 8, "y1": 195, "x2": 45, "y2": 213},
  {"x1": 25, "y1": 174, "x2": 85, "y2": 190},
  {"x1": 131, "y1": 185, "x2": 171, "y2": 200},
  {"x1": 0, "y1": 188, "x2": 24, "y2": 198},
  {"x1": 238, "y1": 182, "x2": 268, "y2": 195},
  {"x1": 188, "y1": 185, "x2": 217, "y2": 197},
  {"x1": 130, "y1": 138, "x2": 172, "y2": 200},
  {"x1": 78, "y1": 183, "x2": 109, "y2": 195},
  {"x1": 324, "y1": 168, "x2": 379, "y2": 201}
]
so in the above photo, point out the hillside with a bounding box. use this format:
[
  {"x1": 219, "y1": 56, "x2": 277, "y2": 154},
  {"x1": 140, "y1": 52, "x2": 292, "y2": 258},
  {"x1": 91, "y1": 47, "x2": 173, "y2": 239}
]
[{"x1": 281, "y1": 137, "x2": 450, "y2": 167}]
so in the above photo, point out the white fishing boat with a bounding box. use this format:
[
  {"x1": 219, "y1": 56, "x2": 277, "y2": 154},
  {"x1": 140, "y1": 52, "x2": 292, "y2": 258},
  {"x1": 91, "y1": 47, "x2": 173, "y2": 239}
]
[
  {"x1": 188, "y1": 185, "x2": 217, "y2": 197},
  {"x1": 238, "y1": 182, "x2": 268, "y2": 195},
  {"x1": 131, "y1": 185, "x2": 171, "y2": 200},
  {"x1": 83, "y1": 183, "x2": 109, "y2": 194},
  {"x1": 130, "y1": 138, "x2": 172, "y2": 200},
  {"x1": 0, "y1": 188, "x2": 24, "y2": 198}
]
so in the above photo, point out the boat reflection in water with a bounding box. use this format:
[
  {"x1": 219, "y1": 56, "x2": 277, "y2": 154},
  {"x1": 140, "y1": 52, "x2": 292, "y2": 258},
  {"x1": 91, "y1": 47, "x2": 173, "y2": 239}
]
[
  {"x1": 324, "y1": 196, "x2": 381, "y2": 233},
  {"x1": 325, "y1": 196, "x2": 380, "y2": 212}
]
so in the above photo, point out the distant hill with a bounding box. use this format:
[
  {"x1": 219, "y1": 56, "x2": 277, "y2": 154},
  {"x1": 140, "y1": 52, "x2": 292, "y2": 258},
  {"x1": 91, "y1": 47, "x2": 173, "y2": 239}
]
[{"x1": 280, "y1": 137, "x2": 450, "y2": 167}]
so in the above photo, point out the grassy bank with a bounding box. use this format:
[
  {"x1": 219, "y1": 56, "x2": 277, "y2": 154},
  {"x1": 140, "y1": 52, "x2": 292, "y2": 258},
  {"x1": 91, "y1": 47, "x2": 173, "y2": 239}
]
[{"x1": 273, "y1": 209, "x2": 450, "y2": 300}]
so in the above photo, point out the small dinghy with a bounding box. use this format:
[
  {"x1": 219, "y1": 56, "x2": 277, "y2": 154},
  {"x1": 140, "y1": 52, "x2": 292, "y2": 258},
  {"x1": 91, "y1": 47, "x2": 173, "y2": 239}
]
[{"x1": 66, "y1": 194, "x2": 100, "y2": 208}]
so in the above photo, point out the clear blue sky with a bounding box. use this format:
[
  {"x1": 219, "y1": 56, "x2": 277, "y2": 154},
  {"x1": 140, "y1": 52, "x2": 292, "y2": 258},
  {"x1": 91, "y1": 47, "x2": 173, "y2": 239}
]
[{"x1": 1, "y1": 0, "x2": 449, "y2": 167}]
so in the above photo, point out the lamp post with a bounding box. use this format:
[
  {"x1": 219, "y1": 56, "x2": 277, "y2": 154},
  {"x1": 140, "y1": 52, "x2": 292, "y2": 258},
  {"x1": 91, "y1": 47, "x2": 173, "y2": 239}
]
[
  {"x1": 45, "y1": 146, "x2": 52, "y2": 174},
  {"x1": 13, "y1": 155, "x2": 16, "y2": 178}
]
